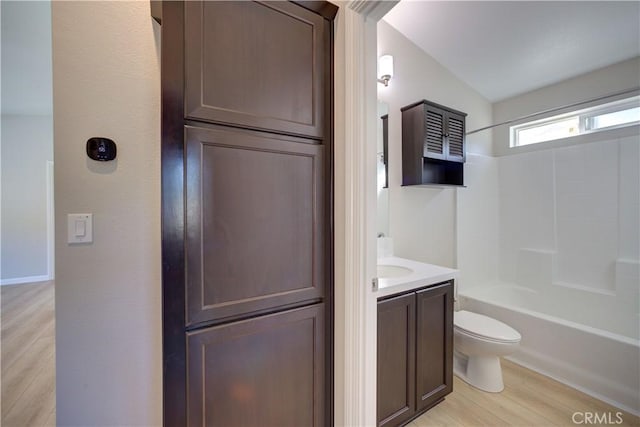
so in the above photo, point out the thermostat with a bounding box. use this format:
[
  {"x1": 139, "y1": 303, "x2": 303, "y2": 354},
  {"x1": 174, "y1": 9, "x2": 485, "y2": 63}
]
[{"x1": 87, "y1": 137, "x2": 117, "y2": 161}]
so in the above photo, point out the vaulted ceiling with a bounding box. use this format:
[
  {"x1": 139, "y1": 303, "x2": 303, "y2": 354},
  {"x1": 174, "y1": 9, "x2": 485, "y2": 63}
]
[{"x1": 383, "y1": 1, "x2": 640, "y2": 102}]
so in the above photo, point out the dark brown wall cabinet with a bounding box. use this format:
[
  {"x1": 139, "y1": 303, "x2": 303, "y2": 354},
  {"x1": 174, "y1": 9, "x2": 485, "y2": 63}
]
[
  {"x1": 185, "y1": 1, "x2": 327, "y2": 138},
  {"x1": 401, "y1": 100, "x2": 467, "y2": 186},
  {"x1": 158, "y1": 1, "x2": 337, "y2": 426},
  {"x1": 377, "y1": 281, "x2": 454, "y2": 427}
]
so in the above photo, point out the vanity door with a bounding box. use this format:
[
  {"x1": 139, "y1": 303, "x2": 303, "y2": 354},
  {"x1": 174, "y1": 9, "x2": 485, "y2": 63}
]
[
  {"x1": 377, "y1": 292, "x2": 416, "y2": 427},
  {"x1": 415, "y1": 281, "x2": 454, "y2": 412}
]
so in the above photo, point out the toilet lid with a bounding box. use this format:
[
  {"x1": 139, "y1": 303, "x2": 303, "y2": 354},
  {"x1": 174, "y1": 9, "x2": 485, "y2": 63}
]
[{"x1": 454, "y1": 311, "x2": 521, "y2": 343}]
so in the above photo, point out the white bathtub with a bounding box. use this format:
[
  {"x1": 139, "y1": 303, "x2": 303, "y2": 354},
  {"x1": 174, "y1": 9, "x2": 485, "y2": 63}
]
[{"x1": 459, "y1": 285, "x2": 640, "y2": 416}]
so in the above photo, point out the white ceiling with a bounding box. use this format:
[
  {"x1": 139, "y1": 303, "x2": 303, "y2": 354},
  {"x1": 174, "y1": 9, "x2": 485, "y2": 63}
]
[{"x1": 383, "y1": 1, "x2": 640, "y2": 102}]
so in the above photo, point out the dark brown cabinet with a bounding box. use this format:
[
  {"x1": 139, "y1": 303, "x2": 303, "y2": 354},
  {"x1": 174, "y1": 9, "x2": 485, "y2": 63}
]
[
  {"x1": 415, "y1": 285, "x2": 454, "y2": 412},
  {"x1": 184, "y1": 125, "x2": 325, "y2": 326},
  {"x1": 377, "y1": 281, "x2": 454, "y2": 427},
  {"x1": 401, "y1": 100, "x2": 467, "y2": 186},
  {"x1": 187, "y1": 304, "x2": 325, "y2": 427},
  {"x1": 158, "y1": 2, "x2": 337, "y2": 425},
  {"x1": 184, "y1": 1, "x2": 327, "y2": 139},
  {"x1": 377, "y1": 293, "x2": 416, "y2": 427}
]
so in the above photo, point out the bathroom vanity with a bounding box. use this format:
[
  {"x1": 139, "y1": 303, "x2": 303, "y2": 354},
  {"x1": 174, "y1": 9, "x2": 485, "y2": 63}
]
[{"x1": 376, "y1": 257, "x2": 457, "y2": 427}]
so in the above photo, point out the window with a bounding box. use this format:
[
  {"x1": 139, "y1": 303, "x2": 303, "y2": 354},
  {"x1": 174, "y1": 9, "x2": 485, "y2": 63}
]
[{"x1": 510, "y1": 95, "x2": 640, "y2": 147}]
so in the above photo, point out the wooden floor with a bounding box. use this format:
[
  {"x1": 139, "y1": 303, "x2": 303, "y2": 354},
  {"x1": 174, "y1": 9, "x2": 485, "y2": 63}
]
[
  {"x1": 410, "y1": 359, "x2": 640, "y2": 427},
  {"x1": 1, "y1": 282, "x2": 638, "y2": 427},
  {"x1": 1, "y1": 281, "x2": 55, "y2": 427}
]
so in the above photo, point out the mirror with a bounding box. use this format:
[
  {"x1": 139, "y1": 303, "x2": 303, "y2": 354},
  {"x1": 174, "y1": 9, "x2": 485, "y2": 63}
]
[{"x1": 377, "y1": 101, "x2": 389, "y2": 239}]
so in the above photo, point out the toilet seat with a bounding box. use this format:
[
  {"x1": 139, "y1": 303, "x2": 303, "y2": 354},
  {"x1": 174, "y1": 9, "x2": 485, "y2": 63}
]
[{"x1": 454, "y1": 310, "x2": 521, "y2": 343}]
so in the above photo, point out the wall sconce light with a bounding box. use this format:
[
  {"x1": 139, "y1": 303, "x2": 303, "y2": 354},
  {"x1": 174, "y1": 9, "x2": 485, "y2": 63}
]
[{"x1": 378, "y1": 54, "x2": 394, "y2": 87}]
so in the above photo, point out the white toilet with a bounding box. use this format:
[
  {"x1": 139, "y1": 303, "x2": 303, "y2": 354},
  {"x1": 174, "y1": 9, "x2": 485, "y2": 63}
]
[{"x1": 453, "y1": 310, "x2": 521, "y2": 392}]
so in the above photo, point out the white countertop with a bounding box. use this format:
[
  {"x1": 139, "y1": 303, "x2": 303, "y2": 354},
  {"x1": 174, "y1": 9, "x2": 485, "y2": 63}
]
[{"x1": 375, "y1": 256, "x2": 459, "y2": 298}]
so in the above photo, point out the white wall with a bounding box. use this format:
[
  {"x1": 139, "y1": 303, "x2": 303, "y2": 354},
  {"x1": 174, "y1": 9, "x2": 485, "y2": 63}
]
[
  {"x1": 1, "y1": 1, "x2": 53, "y2": 116},
  {"x1": 52, "y1": 2, "x2": 161, "y2": 425},
  {"x1": 1, "y1": 115, "x2": 53, "y2": 280},
  {"x1": 377, "y1": 21, "x2": 494, "y2": 273},
  {"x1": 1, "y1": 0, "x2": 54, "y2": 282}
]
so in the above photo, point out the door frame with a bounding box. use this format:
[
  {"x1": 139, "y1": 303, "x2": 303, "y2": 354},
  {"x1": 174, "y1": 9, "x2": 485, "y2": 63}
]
[
  {"x1": 333, "y1": 2, "x2": 397, "y2": 426},
  {"x1": 159, "y1": 2, "x2": 186, "y2": 425}
]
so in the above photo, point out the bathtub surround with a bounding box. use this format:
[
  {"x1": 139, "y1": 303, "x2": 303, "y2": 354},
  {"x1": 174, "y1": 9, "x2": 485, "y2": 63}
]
[
  {"x1": 455, "y1": 153, "x2": 500, "y2": 290},
  {"x1": 496, "y1": 138, "x2": 639, "y2": 339},
  {"x1": 461, "y1": 136, "x2": 640, "y2": 415},
  {"x1": 455, "y1": 59, "x2": 640, "y2": 414}
]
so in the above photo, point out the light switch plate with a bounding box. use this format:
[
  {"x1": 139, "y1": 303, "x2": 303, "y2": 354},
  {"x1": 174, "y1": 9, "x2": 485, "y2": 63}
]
[{"x1": 68, "y1": 213, "x2": 93, "y2": 244}]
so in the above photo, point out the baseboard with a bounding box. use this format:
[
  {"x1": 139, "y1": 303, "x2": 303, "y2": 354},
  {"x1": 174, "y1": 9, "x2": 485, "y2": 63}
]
[{"x1": 0, "y1": 275, "x2": 51, "y2": 286}]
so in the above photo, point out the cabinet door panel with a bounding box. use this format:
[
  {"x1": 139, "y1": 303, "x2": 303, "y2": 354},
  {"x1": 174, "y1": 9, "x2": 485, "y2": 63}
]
[
  {"x1": 185, "y1": 1, "x2": 325, "y2": 138},
  {"x1": 445, "y1": 114, "x2": 465, "y2": 162},
  {"x1": 415, "y1": 282, "x2": 453, "y2": 411},
  {"x1": 377, "y1": 293, "x2": 416, "y2": 427},
  {"x1": 185, "y1": 126, "x2": 324, "y2": 325},
  {"x1": 187, "y1": 305, "x2": 324, "y2": 427},
  {"x1": 423, "y1": 106, "x2": 447, "y2": 160}
]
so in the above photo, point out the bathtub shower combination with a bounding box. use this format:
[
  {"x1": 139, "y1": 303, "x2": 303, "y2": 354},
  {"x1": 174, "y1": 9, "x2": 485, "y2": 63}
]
[
  {"x1": 457, "y1": 139, "x2": 640, "y2": 416},
  {"x1": 460, "y1": 284, "x2": 639, "y2": 415}
]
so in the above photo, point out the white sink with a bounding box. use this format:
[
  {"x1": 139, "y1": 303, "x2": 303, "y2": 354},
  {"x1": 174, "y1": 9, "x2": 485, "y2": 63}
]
[{"x1": 377, "y1": 265, "x2": 413, "y2": 279}]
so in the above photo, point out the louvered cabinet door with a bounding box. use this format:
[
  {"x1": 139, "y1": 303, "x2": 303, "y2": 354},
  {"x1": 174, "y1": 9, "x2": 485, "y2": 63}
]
[
  {"x1": 445, "y1": 113, "x2": 465, "y2": 163},
  {"x1": 422, "y1": 106, "x2": 447, "y2": 161}
]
